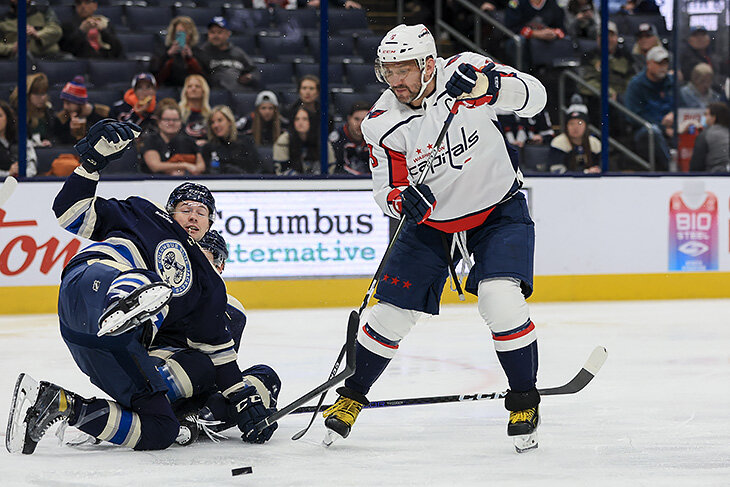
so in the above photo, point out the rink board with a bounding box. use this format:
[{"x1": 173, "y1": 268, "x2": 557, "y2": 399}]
[{"x1": 2, "y1": 175, "x2": 730, "y2": 314}]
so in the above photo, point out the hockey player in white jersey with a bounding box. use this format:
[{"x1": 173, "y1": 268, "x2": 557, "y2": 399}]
[{"x1": 322, "y1": 24, "x2": 547, "y2": 452}]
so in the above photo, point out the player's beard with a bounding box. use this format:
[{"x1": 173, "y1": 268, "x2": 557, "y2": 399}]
[{"x1": 390, "y1": 81, "x2": 420, "y2": 104}]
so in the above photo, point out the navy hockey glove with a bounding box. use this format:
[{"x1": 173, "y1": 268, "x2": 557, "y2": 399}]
[
  {"x1": 445, "y1": 62, "x2": 501, "y2": 105},
  {"x1": 228, "y1": 386, "x2": 278, "y2": 443},
  {"x1": 400, "y1": 184, "x2": 436, "y2": 224},
  {"x1": 74, "y1": 119, "x2": 141, "y2": 173}
]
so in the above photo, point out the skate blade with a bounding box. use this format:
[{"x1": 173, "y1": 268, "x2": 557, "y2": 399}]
[
  {"x1": 513, "y1": 432, "x2": 538, "y2": 453},
  {"x1": 98, "y1": 284, "x2": 172, "y2": 336},
  {"x1": 322, "y1": 428, "x2": 344, "y2": 447},
  {"x1": 6, "y1": 373, "x2": 39, "y2": 454}
]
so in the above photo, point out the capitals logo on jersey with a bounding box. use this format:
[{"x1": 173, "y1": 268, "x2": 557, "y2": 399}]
[{"x1": 155, "y1": 239, "x2": 193, "y2": 296}]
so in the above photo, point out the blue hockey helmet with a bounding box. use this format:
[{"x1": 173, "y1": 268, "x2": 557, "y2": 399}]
[
  {"x1": 166, "y1": 182, "x2": 216, "y2": 222},
  {"x1": 199, "y1": 229, "x2": 228, "y2": 266}
]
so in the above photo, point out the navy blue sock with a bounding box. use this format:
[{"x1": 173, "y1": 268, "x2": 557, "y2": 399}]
[
  {"x1": 344, "y1": 342, "x2": 392, "y2": 397},
  {"x1": 497, "y1": 341, "x2": 539, "y2": 392}
]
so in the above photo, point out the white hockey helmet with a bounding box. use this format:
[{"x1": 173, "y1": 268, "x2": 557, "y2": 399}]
[{"x1": 375, "y1": 24, "x2": 437, "y2": 83}]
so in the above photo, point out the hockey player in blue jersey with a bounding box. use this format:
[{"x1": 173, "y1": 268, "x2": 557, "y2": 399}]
[
  {"x1": 322, "y1": 25, "x2": 546, "y2": 452},
  {"x1": 6, "y1": 119, "x2": 278, "y2": 455}
]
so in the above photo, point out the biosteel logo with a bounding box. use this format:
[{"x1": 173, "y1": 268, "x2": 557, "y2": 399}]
[{"x1": 0, "y1": 209, "x2": 81, "y2": 276}]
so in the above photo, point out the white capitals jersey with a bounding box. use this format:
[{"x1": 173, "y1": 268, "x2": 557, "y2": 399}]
[{"x1": 362, "y1": 52, "x2": 547, "y2": 233}]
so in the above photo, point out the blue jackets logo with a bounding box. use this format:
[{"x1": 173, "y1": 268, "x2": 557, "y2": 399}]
[{"x1": 155, "y1": 239, "x2": 192, "y2": 296}]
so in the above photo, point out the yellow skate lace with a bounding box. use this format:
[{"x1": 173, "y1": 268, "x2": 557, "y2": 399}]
[
  {"x1": 322, "y1": 397, "x2": 363, "y2": 426},
  {"x1": 510, "y1": 407, "x2": 537, "y2": 424}
]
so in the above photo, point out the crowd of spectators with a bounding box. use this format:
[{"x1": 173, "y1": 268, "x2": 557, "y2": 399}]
[{"x1": 0, "y1": 0, "x2": 728, "y2": 176}]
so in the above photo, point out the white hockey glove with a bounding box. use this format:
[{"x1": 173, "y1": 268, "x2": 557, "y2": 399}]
[
  {"x1": 74, "y1": 119, "x2": 141, "y2": 173},
  {"x1": 445, "y1": 62, "x2": 501, "y2": 106}
]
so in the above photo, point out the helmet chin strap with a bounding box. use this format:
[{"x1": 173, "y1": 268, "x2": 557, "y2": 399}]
[{"x1": 413, "y1": 62, "x2": 436, "y2": 104}]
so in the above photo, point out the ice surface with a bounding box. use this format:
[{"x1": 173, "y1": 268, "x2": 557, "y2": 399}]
[{"x1": 1, "y1": 300, "x2": 729, "y2": 486}]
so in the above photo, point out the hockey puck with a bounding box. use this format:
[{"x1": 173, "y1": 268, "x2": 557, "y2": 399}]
[{"x1": 232, "y1": 466, "x2": 253, "y2": 476}]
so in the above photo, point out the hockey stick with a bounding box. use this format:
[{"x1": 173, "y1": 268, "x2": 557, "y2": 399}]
[
  {"x1": 0, "y1": 176, "x2": 18, "y2": 207},
  {"x1": 290, "y1": 346, "x2": 607, "y2": 414},
  {"x1": 290, "y1": 101, "x2": 465, "y2": 441},
  {"x1": 253, "y1": 309, "x2": 359, "y2": 433}
]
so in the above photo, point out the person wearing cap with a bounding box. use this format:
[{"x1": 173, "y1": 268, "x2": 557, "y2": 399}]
[
  {"x1": 237, "y1": 90, "x2": 286, "y2": 147},
  {"x1": 152, "y1": 16, "x2": 210, "y2": 88},
  {"x1": 549, "y1": 99, "x2": 601, "y2": 173},
  {"x1": 110, "y1": 73, "x2": 158, "y2": 134},
  {"x1": 200, "y1": 16, "x2": 259, "y2": 92},
  {"x1": 679, "y1": 63, "x2": 724, "y2": 109},
  {"x1": 329, "y1": 101, "x2": 372, "y2": 175},
  {"x1": 631, "y1": 22, "x2": 665, "y2": 73},
  {"x1": 53, "y1": 75, "x2": 110, "y2": 145},
  {"x1": 679, "y1": 26, "x2": 726, "y2": 88},
  {"x1": 625, "y1": 45, "x2": 674, "y2": 170},
  {"x1": 59, "y1": 0, "x2": 123, "y2": 59}
]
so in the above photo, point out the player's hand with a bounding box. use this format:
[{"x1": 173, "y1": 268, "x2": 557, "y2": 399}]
[
  {"x1": 400, "y1": 184, "x2": 436, "y2": 224},
  {"x1": 228, "y1": 386, "x2": 278, "y2": 443},
  {"x1": 74, "y1": 119, "x2": 141, "y2": 173},
  {"x1": 446, "y1": 63, "x2": 501, "y2": 106}
]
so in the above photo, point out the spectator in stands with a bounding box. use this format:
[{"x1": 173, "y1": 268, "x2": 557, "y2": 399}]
[
  {"x1": 566, "y1": 0, "x2": 598, "y2": 40},
  {"x1": 631, "y1": 23, "x2": 664, "y2": 74},
  {"x1": 679, "y1": 26, "x2": 727, "y2": 89},
  {"x1": 498, "y1": 108, "x2": 554, "y2": 148},
  {"x1": 0, "y1": 0, "x2": 64, "y2": 59},
  {"x1": 302, "y1": 0, "x2": 363, "y2": 8},
  {"x1": 618, "y1": 0, "x2": 660, "y2": 15},
  {"x1": 0, "y1": 100, "x2": 38, "y2": 178},
  {"x1": 199, "y1": 105, "x2": 263, "y2": 174},
  {"x1": 549, "y1": 100, "x2": 601, "y2": 173},
  {"x1": 139, "y1": 98, "x2": 202, "y2": 176},
  {"x1": 274, "y1": 107, "x2": 334, "y2": 175},
  {"x1": 329, "y1": 101, "x2": 370, "y2": 175},
  {"x1": 9, "y1": 73, "x2": 56, "y2": 147},
  {"x1": 60, "y1": 0, "x2": 123, "y2": 59},
  {"x1": 53, "y1": 76, "x2": 110, "y2": 145},
  {"x1": 624, "y1": 45, "x2": 674, "y2": 171},
  {"x1": 284, "y1": 75, "x2": 332, "y2": 136},
  {"x1": 679, "y1": 63, "x2": 724, "y2": 109},
  {"x1": 179, "y1": 74, "x2": 211, "y2": 146},
  {"x1": 200, "y1": 16, "x2": 260, "y2": 93},
  {"x1": 110, "y1": 73, "x2": 158, "y2": 134},
  {"x1": 504, "y1": 0, "x2": 566, "y2": 42},
  {"x1": 152, "y1": 16, "x2": 209, "y2": 88},
  {"x1": 689, "y1": 102, "x2": 730, "y2": 173},
  {"x1": 238, "y1": 90, "x2": 285, "y2": 147}
]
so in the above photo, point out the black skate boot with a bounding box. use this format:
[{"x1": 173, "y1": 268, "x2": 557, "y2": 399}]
[
  {"x1": 505, "y1": 389, "x2": 540, "y2": 453},
  {"x1": 98, "y1": 281, "x2": 172, "y2": 336},
  {"x1": 322, "y1": 387, "x2": 369, "y2": 446},
  {"x1": 6, "y1": 374, "x2": 77, "y2": 454}
]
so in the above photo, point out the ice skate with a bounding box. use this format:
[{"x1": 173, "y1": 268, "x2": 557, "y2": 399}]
[
  {"x1": 175, "y1": 408, "x2": 227, "y2": 446},
  {"x1": 98, "y1": 281, "x2": 172, "y2": 336},
  {"x1": 507, "y1": 406, "x2": 540, "y2": 453},
  {"x1": 6, "y1": 374, "x2": 77, "y2": 454},
  {"x1": 322, "y1": 387, "x2": 368, "y2": 447}
]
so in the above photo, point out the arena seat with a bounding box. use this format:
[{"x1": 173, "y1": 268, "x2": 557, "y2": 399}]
[
  {"x1": 272, "y1": 8, "x2": 318, "y2": 36},
  {"x1": 125, "y1": 6, "x2": 173, "y2": 32},
  {"x1": 34, "y1": 145, "x2": 76, "y2": 176},
  {"x1": 332, "y1": 91, "x2": 378, "y2": 119},
  {"x1": 521, "y1": 144, "x2": 551, "y2": 173},
  {"x1": 344, "y1": 63, "x2": 378, "y2": 92},
  {"x1": 209, "y1": 89, "x2": 231, "y2": 108},
  {"x1": 224, "y1": 6, "x2": 273, "y2": 32},
  {"x1": 328, "y1": 8, "x2": 370, "y2": 36},
  {"x1": 88, "y1": 59, "x2": 144, "y2": 89},
  {"x1": 117, "y1": 32, "x2": 158, "y2": 60},
  {"x1": 259, "y1": 36, "x2": 313, "y2": 63},
  {"x1": 256, "y1": 63, "x2": 295, "y2": 91},
  {"x1": 295, "y1": 62, "x2": 346, "y2": 88},
  {"x1": 231, "y1": 92, "x2": 258, "y2": 117},
  {"x1": 529, "y1": 38, "x2": 581, "y2": 68},
  {"x1": 174, "y1": 6, "x2": 224, "y2": 27},
  {"x1": 34, "y1": 60, "x2": 89, "y2": 88},
  {"x1": 356, "y1": 35, "x2": 380, "y2": 62},
  {"x1": 229, "y1": 34, "x2": 257, "y2": 55}
]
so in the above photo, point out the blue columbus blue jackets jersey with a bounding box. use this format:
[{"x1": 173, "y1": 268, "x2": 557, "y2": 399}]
[{"x1": 53, "y1": 167, "x2": 246, "y2": 398}]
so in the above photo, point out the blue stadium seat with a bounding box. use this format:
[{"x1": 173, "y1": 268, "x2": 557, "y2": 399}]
[
  {"x1": 344, "y1": 63, "x2": 378, "y2": 92},
  {"x1": 256, "y1": 62, "x2": 295, "y2": 91},
  {"x1": 155, "y1": 86, "x2": 179, "y2": 101},
  {"x1": 34, "y1": 60, "x2": 89, "y2": 88},
  {"x1": 88, "y1": 59, "x2": 144, "y2": 89},
  {"x1": 95, "y1": 5, "x2": 125, "y2": 29},
  {"x1": 295, "y1": 62, "x2": 347, "y2": 89},
  {"x1": 209, "y1": 89, "x2": 231, "y2": 108},
  {"x1": 521, "y1": 144, "x2": 551, "y2": 173},
  {"x1": 277, "y1": 90, "x2": 299, "y2": 109},
  {"x1": 231, "y1": 92, "x2": 258, "y2": 117},
  {"x1": 332, "y1": 91, "x2": 378, "y2": 119},
  {"x1": 272, "y1": 8, "x2": 318, "y2": 36},
  {"x1": 259, "y1": 36, "x2": 312, "y2": 63},
  {"x1": 576, "y1": 38, "x2": 597, "y2": 59},
  {"x1": 87, "y1": 88, "x2": 123, "y2": 108},
  {"x1": 308, "y1": 35, "x2": 362, "y2": 63},
  {"x1": 529, "y1": 38, "x2": 580, "y2": 68},
  {"x1": 117, "y1": 32, "x2": 158, "y2": 59},
  {"x1": 125, "y1": 6, "x2": 173, "y2": 32},
  {"x1": 328, "y1": 8, "x2": 370, "y2": 36},
  {"x1": 224, "y1": 7, "x2": 272, "y2": 33},
  {"x1": 257, "y1": 145, "x2": 274, "y2": 174},
  {"x1": 52, "y1": 5, "x2": 75, "y2": 26},
  {"x1": 229, "y1": 34, "x2": 257, "y2": 55},
  {"x1": 356, "y1": 35, "x2": 380, "y2": 62},
  {"x1": 34, "y1": 145, "x2": 76, "y2": 176},
  {"x1": 174, "y1": 6, "x2": 224, "y2": 28}
]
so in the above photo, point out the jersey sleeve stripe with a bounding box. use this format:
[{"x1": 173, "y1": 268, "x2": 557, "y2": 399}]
[{"x1": 384, "y1": 145, "x2": 409, "y2": 186}]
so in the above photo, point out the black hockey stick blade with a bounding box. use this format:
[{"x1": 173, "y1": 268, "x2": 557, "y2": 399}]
[
  {"x1": 290, "y1": 310, "x2": 359, "y2": 440},
  {"x1": 290, "y1": 346, "x2": 608, "y2": 413},
  {"x1": 254, "y1": 310, "x2": 359, "y2": 433}
]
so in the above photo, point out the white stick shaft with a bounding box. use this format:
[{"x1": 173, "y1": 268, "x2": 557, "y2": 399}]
[{"x1": 0, "y1": 176, "x2": 18, "y2": 207}]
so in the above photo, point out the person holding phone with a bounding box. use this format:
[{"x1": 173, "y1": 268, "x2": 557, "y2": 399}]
[{"x1": 152, "y1": 16, "x2": 210, "y2": 88}]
